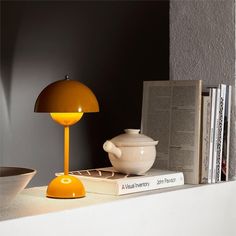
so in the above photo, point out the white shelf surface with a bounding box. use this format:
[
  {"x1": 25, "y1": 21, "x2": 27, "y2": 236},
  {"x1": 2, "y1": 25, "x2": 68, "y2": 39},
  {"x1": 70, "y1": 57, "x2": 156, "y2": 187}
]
[{"x1": 1, "y1": 181, "x2": 236, "y2": 236}]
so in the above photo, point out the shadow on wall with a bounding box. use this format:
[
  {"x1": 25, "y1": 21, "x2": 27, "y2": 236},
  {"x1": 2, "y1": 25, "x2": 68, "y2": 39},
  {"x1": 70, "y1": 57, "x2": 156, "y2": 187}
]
[
  {"x1": 0, "y1": 1, "x2": 169, "y2": 185},
  {"x1": 0, "y1": 3, "x2": 22, "y2": 117}
]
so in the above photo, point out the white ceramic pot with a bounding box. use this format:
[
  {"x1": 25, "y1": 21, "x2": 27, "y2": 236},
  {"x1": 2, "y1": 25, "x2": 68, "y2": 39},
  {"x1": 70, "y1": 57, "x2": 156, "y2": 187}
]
[{"x1": 103, "y1": 129, "x2": 158, "y2": 175}]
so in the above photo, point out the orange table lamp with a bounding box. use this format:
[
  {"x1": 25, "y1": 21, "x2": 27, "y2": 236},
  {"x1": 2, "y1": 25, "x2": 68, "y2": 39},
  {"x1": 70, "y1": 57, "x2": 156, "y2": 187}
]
[{"x1": 34, "y1": 75, "x2": 99, "y2": 198}]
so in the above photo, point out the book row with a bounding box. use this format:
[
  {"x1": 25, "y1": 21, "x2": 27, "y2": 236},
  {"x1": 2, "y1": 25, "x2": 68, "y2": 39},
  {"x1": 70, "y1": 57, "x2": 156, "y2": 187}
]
[{"x1": 201, "y1": 84, "x2": 232, "y2": 183}]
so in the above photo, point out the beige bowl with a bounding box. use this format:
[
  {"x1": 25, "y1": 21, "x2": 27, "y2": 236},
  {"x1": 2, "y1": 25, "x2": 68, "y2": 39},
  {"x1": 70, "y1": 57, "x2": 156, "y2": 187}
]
[{"x1": 0, "y1": 167, "x2": 36, "y2": 208}]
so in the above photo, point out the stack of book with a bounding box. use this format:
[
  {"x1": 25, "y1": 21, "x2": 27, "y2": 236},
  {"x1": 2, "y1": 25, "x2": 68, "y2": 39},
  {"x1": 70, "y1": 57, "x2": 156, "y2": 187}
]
[{"x1": 201, "y1": 84, "x2": 232, "y2": 184}]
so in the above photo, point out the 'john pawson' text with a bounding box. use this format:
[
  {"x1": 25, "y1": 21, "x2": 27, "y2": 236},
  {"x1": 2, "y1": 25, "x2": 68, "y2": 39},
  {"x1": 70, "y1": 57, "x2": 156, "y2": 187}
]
[{"x1": 157, "y1": 177, "x2": 176, "y2": 185}]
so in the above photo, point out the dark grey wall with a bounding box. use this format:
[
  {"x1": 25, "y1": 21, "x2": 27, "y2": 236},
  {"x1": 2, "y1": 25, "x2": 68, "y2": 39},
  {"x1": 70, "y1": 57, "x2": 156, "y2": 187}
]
[{"x1": 0, "y1": 1, "x2": 169, "y2": 186}]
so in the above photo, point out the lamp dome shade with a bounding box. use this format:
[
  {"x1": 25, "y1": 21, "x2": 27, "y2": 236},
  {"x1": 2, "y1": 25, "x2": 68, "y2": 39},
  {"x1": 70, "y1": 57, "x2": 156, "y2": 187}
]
[{"x1": 34, "y1": 78, "x2": 99, "y2": 113}]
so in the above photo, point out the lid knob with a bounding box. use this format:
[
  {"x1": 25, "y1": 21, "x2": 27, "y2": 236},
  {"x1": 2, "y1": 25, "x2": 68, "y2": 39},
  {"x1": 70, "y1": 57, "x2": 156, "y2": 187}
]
[{"x1": 124, "y1": 129, "x2": 140, "y2": 134}]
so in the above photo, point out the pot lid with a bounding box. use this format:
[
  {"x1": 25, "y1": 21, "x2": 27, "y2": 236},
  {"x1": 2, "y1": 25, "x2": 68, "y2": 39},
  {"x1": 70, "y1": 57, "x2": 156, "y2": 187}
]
[{"x1": 110, "y1": 129, "x2": 158, "y2": 147}]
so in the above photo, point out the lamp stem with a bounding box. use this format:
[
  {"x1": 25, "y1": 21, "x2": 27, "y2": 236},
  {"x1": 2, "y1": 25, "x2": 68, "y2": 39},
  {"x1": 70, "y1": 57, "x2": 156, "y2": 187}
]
[{"x1": 64, "y1": 126, "x2": 69, "y2": 175}]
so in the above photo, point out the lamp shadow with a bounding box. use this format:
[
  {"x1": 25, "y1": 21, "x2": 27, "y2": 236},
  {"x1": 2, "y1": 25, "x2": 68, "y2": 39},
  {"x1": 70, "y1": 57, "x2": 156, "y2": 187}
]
[{"x1": 0, "y1": 2, "x2": 22, "y2": 118}]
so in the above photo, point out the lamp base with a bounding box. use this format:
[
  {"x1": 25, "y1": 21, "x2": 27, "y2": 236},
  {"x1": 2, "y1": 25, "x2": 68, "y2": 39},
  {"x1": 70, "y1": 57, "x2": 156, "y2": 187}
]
[{"x1": 46, "y1": 175, "x2": 85, "y2": 199}]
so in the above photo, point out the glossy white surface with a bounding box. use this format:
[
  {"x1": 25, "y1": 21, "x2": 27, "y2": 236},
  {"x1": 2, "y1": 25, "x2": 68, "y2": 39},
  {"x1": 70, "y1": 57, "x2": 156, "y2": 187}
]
[{"x1": 1, "y1": 182, "x2": 236, "y2": 236}]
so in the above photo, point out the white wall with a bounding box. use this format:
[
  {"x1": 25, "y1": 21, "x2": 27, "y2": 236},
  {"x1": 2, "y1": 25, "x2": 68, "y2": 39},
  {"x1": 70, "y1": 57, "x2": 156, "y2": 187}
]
[{"x1": 170, "y1": 0, "x2": 236, "y2": 179}]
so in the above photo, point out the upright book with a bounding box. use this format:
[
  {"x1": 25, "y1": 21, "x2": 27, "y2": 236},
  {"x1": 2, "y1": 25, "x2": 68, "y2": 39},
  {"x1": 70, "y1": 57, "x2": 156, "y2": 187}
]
[
  {"x1": 201, "y1": 88, "x2": 216, "y2": 184},
  {"x1": 215, "y1": 84, "x2": 226, "y2": 182},
  {"x1": 207, "y1": 88, "x2": 217, "y2": 183},
  {"x1": 57, "y1": 167, "x2": 184, "y2": 195},
  {"x1": 141, "y1": 80, "x2": 202, "y2": 184},
  {"x1": 221, "y1": 85, "x2": 232, "y2": 181},
  {"x1": 201, "y1": 84, "x2": 231, "y2": 184},
  {"x1": 211, "y1": 87, "x2": 220, "y2": 183},
  {"x1": 201, "y1": 95, "x2": 211, "y2": 183}
]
